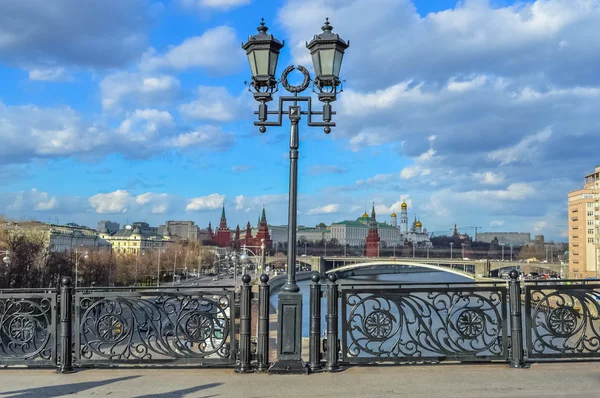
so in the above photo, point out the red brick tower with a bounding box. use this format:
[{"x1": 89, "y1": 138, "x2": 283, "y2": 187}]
[
  {"x1": 234, "y1": 225, "x2": 241, "y2": 250},
  {"x1": 243, "y1": 221, "x2": 252, "y2": 246},
  {"x1": 216, "y1": 205, "x2": 231, "y2": 247},
  {"x1": 207, "y1": 221, "x2": 213, "y2": 242},
  {"x1": 365, "y1": 204, "x2": 380, "y2": 257},
  {"x1": 255, "y1": 206, "x2": 272, "y2": 251}
]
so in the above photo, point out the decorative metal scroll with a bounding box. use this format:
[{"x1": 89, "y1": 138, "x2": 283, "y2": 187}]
[
  {"x1": 0, "y1": 293, "x2": 57, "y2": 366},
  {"x1": 525, "y1": 283, "x2": 600, "y2": 359},
  {"x1": 341, "y1": 286, "x2": 508, "y2": 363},
  {"x1": 74, "y1": 289, "x2": 235, "y2": 366}
]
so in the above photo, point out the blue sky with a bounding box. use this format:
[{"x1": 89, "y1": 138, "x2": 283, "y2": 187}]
[{"x1": 1, "y1": 0, "x2": 599, "y2": 241}]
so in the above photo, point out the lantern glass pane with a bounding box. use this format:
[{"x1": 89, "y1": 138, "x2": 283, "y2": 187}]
[
  {"x1": 333, "y1": 50, "x2": 344, "y2": 78},
  {"x1": 319, "y1": 49, "x2": 335, "y2": 76},
  {"x1": 247, "y1": 52, "x2": 257, "y2": 77},
  {"x1": 269, "y1": 50, "x2": 279, "y2": 76},
  {"x1": 311, "y1": 52, "x2": 321, "y2": 76},
  {"x1": 254, "y1": 49, "x2": 270, "y2": 75}
]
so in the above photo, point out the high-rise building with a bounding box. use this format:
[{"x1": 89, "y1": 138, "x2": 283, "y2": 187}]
[
  {"x1": 568, "y1": 165, "x2": 600, "y2": 278},
  {"x1": 159, "y1": 221, "x2": 199, "y2": 242}
]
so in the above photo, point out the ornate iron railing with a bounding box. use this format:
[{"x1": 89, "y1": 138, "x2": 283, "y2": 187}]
[
  {"x1": 525, "y1": 280, "x2": 600, "y2": 359},
  {"x1": 0, "y1": 289, "x2": 58, "y2": 366},
  {"x1": 73, "y1": 286, "x2": 236, "y2": 366},
  {"x1": 338, "y1": 282, "x2": 508, "y2": 364}
]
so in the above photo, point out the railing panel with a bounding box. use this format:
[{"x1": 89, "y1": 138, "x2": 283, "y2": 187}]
[
  {"x1": 340, "y1": 284, "x2": 508, "y2": 363},
  {"x1": 0, "y1": 291, "x2": 57, "y2": 366},
  {"x1": 74, "y1": 287, "x2": 236, "y2": 366},
  {"x1": 525, "y1": 281, "x2": 600, "y2": 359}
]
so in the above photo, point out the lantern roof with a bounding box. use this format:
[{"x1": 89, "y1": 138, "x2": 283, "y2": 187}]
[
  {"x1": 306, "y1": 18, "x2": 349, "y2": 53},
  {"x1": 242, "y1": 18, "x2": 284, "y2": 53}
]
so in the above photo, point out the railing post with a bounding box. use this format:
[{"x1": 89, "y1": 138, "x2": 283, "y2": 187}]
[
  {"x1": 509, "y1": 270, "x2": 526, "y2": 368},
  {"x1": 308, "y1": 272, "x2": 322, "y2": 372},
  {"x1": 257, "y1": 274, "x2": 270, "y2": 372},
  {"x1": 326, "y1": 273, "x2": 340, "y2": 372},
  {"x1": 236, "y1": 274, "x2": 252, "y2": 373},
  {"x1": 58, "y1": 276, "x2": 75, "y2": 373}
]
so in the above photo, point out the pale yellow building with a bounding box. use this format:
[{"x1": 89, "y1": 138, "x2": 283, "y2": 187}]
[
  {"x1": 99, "y1": 224, "x2": 173, "y2": 255},
  {"x1": 568, "y1": 166, "x2": 600, "y2": 277}
]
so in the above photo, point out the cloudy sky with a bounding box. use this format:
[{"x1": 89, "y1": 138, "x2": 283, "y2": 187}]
[{"x1": 0, "y1": 0, "x2": 598, "y2": 241}]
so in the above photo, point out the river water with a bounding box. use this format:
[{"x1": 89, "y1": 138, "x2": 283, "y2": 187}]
[{"x1": 269, "y1": 269, "x2": 472, "y2": 337}]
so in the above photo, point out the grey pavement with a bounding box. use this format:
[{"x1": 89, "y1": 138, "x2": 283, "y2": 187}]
[{"x1": 0, "y1": 362, "x2": 598, "y2": 397}]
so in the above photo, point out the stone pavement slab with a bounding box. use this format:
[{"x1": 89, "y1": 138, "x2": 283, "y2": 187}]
[{"x1": 0, "y1": 362, "x2": 598, "y2": 397}]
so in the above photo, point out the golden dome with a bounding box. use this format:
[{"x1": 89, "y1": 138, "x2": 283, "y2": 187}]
[
  {"x1": 391, "y1": 213, "x2": 397, "y2": 218},
  {"x1": 416, "y1": 220, "x2": 422, "y2": 228},
  {"x1": 401, "y1": 202, "x2": 408, "y2": 209},
  {"x1": 362, "y1": 211, "x2": 369, "y2": 218}
]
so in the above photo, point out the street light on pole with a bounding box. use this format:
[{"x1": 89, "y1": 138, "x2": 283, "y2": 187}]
[
  {"x1": 135, "y1": 250, "x2": 144, "y2": 286},
  {"x1": 450, "y1": 242, "x2": 454, "y2": 259},
  {"x1": 157, "y1": 249, "x2": 165, "y2": 287},
  {"x1": 1, "y1": 250, "x2": 10, "y2": 266},
  {"x1": 243, "y1": 17, "x2": 348, "y2": 374},
  {"x1": 75, "y1": 248, "x2": 89, "y2": 289},
  {"x1": 501, "y1": 243, "x2": 505, "y2": 261},
  {"x1": 510, "y1": 244, "x2": 513, "y2": 261},
  {"x1": 173, "y1": 251, "x2": 182, "y2": 286},
  {"x1": 461, "y1": 243, "x2": 465, "y2": 260}
]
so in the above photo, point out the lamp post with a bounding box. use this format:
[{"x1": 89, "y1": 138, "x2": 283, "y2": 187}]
[
  {"x1": 304, "y1": 242, "x2": 307, "y2": 256},
  {"x1": 157, "y1": 249, "x2": 165, "y2": 287},
  {"x1": 501, "y1": 243, "x2": 505, "y2": 261},
  {"x1": 135, "y1": 250, "x2": 145, "y2": 286},
  {"x1": 243, "y1": 17, "x2": 348, "y2": 374},
  {"x1": 74, "y1": 248, "x2": 89, "y2": 289},
  {"x1": 173, "y1": 251, "x2": 181, "y2": 286},
  {"x1": 324, "y1": 242, "x2": 327, "y2": 257},
  {"x1": 510, "y1": 244, "x2": 513, "y2": 261},
  {"x1": 461, "y1": 243, "x2": 466, "y2": 260},
  {"x1": 1, "y1": 250, "x2": 10, "y2": 266},
  {"x1": 450, "y1": 242, "x2": 454, "y2": 259}
]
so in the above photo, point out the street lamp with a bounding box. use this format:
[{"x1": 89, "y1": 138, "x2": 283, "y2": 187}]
[
  {"x1": 450, "y1": 242, "x2": 454, "y2": 259},
  {"x1": 173, "y1": 251, "x2": 182, "y2": 286},
  {"x1": 324, "y1": 242, "x2": 327, "y2": 257},
  {"x1": 1, "y1": 250, "x2": 10, "y2": 266},
  {"x1": 500, "y1": 243, "x2": 505, "y2": 261},
  {"x1": 461, "y1": 243, "x2": 466, "y2": 260},
  {"x1": 135, "y1": 250, "x2": 145, "y2": 286},
  {"x1": 157, "y1": 249, "x2": 165, "y2": 287},
  {"x1": 75, "y1": 248, "x2": 89, "y2": 289},
  {"x1": 510, "y1": 244, "x2": 513, "y2": 261},
  {"x1": 243, "y1": 17, "x2": 348, "y2": 374}
]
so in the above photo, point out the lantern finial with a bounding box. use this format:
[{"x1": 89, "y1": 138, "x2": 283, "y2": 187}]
[
  {"x1": 258, "y1": 18, "x2": 268, "y2": 34},
  {"x1": 322, "y1": 18, "x2": 332, "y2": 32}
]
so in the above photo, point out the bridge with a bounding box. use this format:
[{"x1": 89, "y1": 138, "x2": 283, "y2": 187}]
[{"x1": 263, "y1": 255, "x2": 566, "y2": 278}]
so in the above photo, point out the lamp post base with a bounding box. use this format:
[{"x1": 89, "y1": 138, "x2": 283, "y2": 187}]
[
  {"x1": 268, "y1": 291, "x2": 308, "y2": 375},
  {"x1": 268, "y1": 359, "x2": 309, "y2": 375}
]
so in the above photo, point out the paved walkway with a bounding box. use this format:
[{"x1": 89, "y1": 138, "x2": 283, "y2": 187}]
[{"x1": 0, "y1": 362, "x2": 598, "y2": 397}]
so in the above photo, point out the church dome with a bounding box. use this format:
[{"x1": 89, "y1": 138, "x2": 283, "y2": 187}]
[
  {"x1": 401, "y1": 202, "x2": 408, "y2": 209},
  {"x1": 362, "y1": 211, "x2": 369, "y2": 218},
  {"x1": 416, "y1": 220, "x2": 422, "y2": 228},
  {"x1": 391, "y1": 213, "x2": 397, "y2": 218}
]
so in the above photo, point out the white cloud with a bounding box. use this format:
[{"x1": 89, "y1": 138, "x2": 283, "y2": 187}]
[
  {"x1": 307, "y1": 204, "x2": 339, "y2": 215},
  {"x1": 89, "y1": 190, "x2": 132, "y2": 214},
  {"x1": 186, "y1": 193, "x2": 225, "y2": 211},
  {"x1": 490, "y1": 220, "x2": 505, "y2": 227},
  {"x1": 140, "y1": 26, "x2": 244, "y2": 74},
  {"x1": 474, "y1": 171, "x2": 505, "y2": 185},
  {"x1": 488, "y1": 127, "x2": 552, "y2": 166},
  {"x1": 135, "y1": 192, "x2": 170, "y2": 214},
  {"x1": 100, "y1": 72, "x2": 180, "y2": 111},
  {"x1": 180, "y1": 0, "x2": 251, "y2": 11},
  {"x1": 28, "y1": 68, "x2": 70, "y2": 82},
  {"x1": 234, "y1": 194, "x2": 288, "y2": 212},
  {"x1": 179, "y1": 86, "x2": 251, "y2": 122},
  {"x1": 6, "y1": 189, "x2": 59, "y2": 212},
  {"x1": 534, "y1": 221, "x2": 548, "y2": 232},
  {"x1": 164, "y1": 125, "x2": 235, "y2": 151},
  {"x1": 117, "y1": 109, "x2": 175, "y2": 144}
]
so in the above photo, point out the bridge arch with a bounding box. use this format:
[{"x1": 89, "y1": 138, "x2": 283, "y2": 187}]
[
  {"x1": 325, "y1": 260, "x2": 475, "y2": 280},
  {"x1": 263, "y1": 256, "x2": 318, "y2": 270}
]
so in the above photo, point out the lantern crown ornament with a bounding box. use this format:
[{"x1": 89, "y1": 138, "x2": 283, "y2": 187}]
[
  {"x1": 306, "y1": 18, "x2": 349, "y2": 102},
  {"x1": 242, "y1": 18, "x2": 285, "y2": 102}
]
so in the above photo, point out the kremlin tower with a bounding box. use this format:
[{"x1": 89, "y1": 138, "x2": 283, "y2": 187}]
[
  {"x1": 365, "y1": 204, "x2": 381, "y2": 257},
  {"x1": 216, "y1": 205, "x2": 231, "y2": 247}
]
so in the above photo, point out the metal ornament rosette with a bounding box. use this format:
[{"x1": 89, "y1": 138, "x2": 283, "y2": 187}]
[
  {"x1": 525, "y1": 282, "x2": 600, "y2": 359},
  {"x1": 74, "y1": 288, "x2": 235, "y2": 366},
  {"x1": 341, "y1": 285, "x2": 508, "y2": 363},
  {"x1": 0, "y1": 293, "x2": 56, "y2": 365}
]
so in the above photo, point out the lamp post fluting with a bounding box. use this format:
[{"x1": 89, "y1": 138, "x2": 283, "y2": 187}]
[{"x1": 243, "y1": 18, "x2": 348, "y2": 374}]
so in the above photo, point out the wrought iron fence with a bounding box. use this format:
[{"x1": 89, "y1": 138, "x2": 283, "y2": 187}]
[
  {"x1": 524, "y1": 279, "x2": 600, "y2": 359},
  {"x1": 338, "y1": 282, "x2": 508, "y2": 364},
  {"x1": 0, "y1": 289, "x2": 58, "y2": 367},
  {"x1": 73, "y1": 286, "x2": 237, "y2": 366}
]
